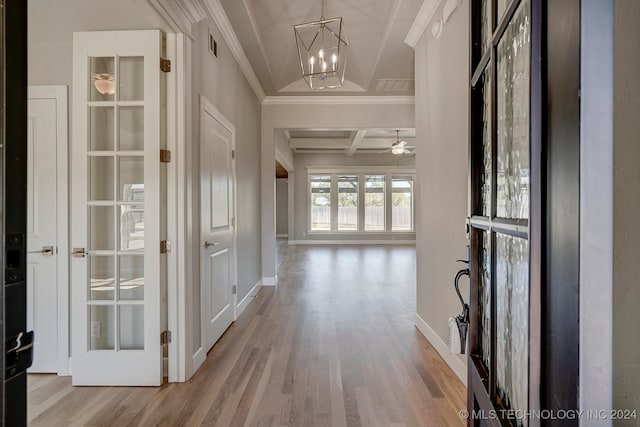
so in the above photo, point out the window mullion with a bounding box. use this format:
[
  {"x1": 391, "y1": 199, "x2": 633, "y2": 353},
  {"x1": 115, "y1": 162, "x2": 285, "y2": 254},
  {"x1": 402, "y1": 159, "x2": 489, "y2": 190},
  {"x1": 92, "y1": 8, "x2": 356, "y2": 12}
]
[
  {"x1": 330, "y1": 174, "x2": 338, "y2": 231},
  {"x1": 358, "y1": 173, "x2": 365, "y2": 232},
  {"x1": 385, "y1": 173, "x2": 392, "y2": 232}
]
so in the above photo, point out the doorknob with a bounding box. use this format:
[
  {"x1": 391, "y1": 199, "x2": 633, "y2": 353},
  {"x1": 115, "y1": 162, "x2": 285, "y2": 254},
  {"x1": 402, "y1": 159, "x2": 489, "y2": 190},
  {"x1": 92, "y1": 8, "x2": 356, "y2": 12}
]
[
  {"x1": 204, "y1": 241, "x2": 220, "y2": 248},
  {"x1": 27, "y1": 246, "x2": 54, "y2": 256}
]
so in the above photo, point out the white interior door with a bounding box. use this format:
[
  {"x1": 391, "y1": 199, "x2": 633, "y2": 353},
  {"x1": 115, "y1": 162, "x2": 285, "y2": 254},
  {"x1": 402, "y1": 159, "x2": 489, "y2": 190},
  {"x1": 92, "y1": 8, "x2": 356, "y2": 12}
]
[
  {"x1": 200, "y1": 97, "x2": 236, "y2": 352},
  {"x1": 71, "y1": 30, "x2": 165, "y2": 386},
  {"x1": 26, "y1": 97, "x2": 58, "y2": 373}
]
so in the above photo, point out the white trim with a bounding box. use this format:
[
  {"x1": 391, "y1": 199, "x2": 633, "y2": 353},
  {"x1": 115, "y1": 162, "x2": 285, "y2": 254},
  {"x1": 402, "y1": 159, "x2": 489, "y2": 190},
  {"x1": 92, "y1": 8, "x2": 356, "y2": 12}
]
[
  {"x1": 236, "y1": 280, "x2": 262, "y2": 317},
  {"x1": 28, "y1": 85, "x2": 70, "y2": 376},
  {"x1": 289, "y1": 240, "x2": 416, "y2": 245},
  {"x1": 580, "y1": 0, "x2": 614, "y2": 419},
  {"x1": 200, "y1": 0, "x2": 266, "y2": 102},
  {"x1": 414, "y1": 313, "x2": 467, "y2": 386},
  {"x1": 262, "y1": 276, "x2": 278, "y2": 286},
  {"x1": 192, "y1": 346, "x2": 206, "y2": 378},
  {"x1": 263, "y1": 96, "x2": 415, "y2": 106},
  {"x1": 404, "y1": 0, "x2": 442, "y2": 48},
  {"x1": 276, "y1": 234, "x2": 289, "y2": 238}
]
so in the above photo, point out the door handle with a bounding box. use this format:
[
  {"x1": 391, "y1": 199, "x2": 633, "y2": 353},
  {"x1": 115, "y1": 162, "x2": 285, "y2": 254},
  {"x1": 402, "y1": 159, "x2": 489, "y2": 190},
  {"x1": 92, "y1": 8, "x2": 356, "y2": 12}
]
[
  {"x1": 27, "y1": 246, "x2": 54, "y2": 256},
  {"x1": 71, "y1": 247, "x2": 86, "y2": 258},
  {"x1": 204, "y1": 241, "x2": 220, "y2": 248}
]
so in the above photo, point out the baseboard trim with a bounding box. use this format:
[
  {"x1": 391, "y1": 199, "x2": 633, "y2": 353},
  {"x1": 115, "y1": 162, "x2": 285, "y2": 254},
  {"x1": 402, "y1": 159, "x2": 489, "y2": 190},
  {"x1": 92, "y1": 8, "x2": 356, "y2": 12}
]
[
  {"x1": 262, "y1": 275, "x2": 278, "y2": 286},
  {"x1": 289, "y1": 240, "x2": 416, "y2": 245},
  {"x1": 237, "y1": 279, "x2": 262, "y2": 317},
  {"x1": 276, "y1": 234, "x2": 288, "y2": 238},
  {"x1": 415, "y1": 313, "x2": 467, "y2": 386}
]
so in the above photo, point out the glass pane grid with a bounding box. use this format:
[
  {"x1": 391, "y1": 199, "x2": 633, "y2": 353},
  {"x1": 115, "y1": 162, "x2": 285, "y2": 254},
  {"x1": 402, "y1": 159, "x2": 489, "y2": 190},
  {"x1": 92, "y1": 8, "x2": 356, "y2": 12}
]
[
  {"x1": 337, "y1": 175, "x2": 358, "y2": 231},
  {"x1": 87, "y1": 54, "x2": 145, "y2": 353},
  {"x1": 365, "y1": 175, "x2": 385, "y2": 231}
]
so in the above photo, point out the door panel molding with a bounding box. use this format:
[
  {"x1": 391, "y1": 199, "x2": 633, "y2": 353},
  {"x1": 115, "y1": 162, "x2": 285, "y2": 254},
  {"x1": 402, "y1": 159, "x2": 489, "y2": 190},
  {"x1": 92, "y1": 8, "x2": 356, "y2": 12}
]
[{"x1": 27, "y1": 85, "x2": 70, "y2": 376}]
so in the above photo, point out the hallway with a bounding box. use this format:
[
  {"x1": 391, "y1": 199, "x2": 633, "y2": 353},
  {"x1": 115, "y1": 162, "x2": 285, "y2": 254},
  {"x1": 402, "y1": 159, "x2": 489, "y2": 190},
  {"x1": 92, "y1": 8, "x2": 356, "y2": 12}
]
[{"x1": 28, "y1": 245, "x2": 465, "y2": 426}]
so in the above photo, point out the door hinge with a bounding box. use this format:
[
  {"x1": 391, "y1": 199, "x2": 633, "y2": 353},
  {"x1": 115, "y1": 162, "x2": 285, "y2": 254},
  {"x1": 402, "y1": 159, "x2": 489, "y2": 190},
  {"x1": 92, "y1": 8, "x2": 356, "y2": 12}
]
[
  {"x1": 232, "y1": 285, "x2": 237, "y2": 295},
  {"x1": 160, "y1": 149, "x2": 171, "y2": 163},
  {"x1": 232, "y1": 150, "x2": 235, "y2": 159},
  {"x1": 160, "y1": 58, "x2": 171, "y2": 73},
  {"x1": 231, "y1": 217, "x2": 235, "y2": 227},
  {"x1": 160, "y1": 330, "x2": 172, "y2": 345},
  {"x1": 160, "y1": 240, "x2": 171, "y2": 254}
]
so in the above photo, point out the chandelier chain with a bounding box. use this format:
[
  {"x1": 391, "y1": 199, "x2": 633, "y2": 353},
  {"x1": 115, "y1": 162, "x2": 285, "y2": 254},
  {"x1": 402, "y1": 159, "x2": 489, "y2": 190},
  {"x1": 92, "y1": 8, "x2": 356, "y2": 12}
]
[{"x1": 321, "y1": 0, "x2": 326, "y2": 19}]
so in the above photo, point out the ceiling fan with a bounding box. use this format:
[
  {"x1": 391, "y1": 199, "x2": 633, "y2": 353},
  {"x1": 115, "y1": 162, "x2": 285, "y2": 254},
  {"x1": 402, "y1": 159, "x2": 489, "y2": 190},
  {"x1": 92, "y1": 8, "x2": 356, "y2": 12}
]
[{"x1": 379, "y1": 130, "x2": 414, "y2": 155}]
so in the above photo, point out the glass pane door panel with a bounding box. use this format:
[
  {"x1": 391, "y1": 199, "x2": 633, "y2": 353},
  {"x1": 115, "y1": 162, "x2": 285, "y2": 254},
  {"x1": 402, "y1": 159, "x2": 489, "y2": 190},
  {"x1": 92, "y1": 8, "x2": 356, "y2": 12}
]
[
  {"x1": 481, "y1": 0, "x2": 492, "y2": 55},
  {"x1": 337, "y1": 175, "x2": 358, "y2": 231},
  {"x1": 90, "y1": 305, "x2": 115, "y2": 350},
  {"x1": 118, "y1": 157, "x2": 144, "y2": 202},
  {"x1": 497, "y1": 0, "x2": 511, "y2": 21},
  {"x1": 119, "y1": 57, "x2": 144, "y2": 101},
  {"x1": 90, "y1": 107, "x2": 114, "y2": 151},
  {"x1": 90, "y1": 207, "x2": 115, "y2": 250},
  {"x1": 310, "y1": 175, "x2": 331, "y2": 231},
  {"x1": 365, "y1": 175, "x2": 385, "y2": 231},
  {"x1": 481, "y1": 67, "x2": 492, "y2": 217},
  {"x1": 90, "y1": 256, "x2": 115, "y2": 301},
  {"x1": 120, "y1": 205, "x2": 144, "y2": 251},
  {"x1": 119, "y1": 305, "x2": 144, "y2": 350},
  {"x1": 90, "y1": 57, "x2": 115, "y2": 102},
  {"x1": 392, "y1": 176, "x2": 413, "y2": 231},
  {"x1": 496, "y1": 233, "x2": 529, "y2": 421},
  {"x1": 119, "y1": 256, "x2": 144, "y2": 300},
  {"x1": 119, "y1": 106, "x2": 144, "y2": 151},
  {"x1": 496, "y1": 0, "x2": 530, "y2": 219},
  {"x1": 478, "y1": 230, "x2": 491, "y2": 372},
  {"x1": 89, "y1": 156, "x2": 114, "y2": 200}
]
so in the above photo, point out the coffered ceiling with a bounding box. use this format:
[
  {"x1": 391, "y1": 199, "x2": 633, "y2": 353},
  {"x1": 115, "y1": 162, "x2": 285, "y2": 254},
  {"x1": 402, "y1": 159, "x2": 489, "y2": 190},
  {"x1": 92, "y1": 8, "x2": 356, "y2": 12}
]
[
  {"x1": 219, "y1": 0, "x2": 422, "y2": 96},
  {"x1": 283, "y1": 128, "x2": 416, "y2": 155}
]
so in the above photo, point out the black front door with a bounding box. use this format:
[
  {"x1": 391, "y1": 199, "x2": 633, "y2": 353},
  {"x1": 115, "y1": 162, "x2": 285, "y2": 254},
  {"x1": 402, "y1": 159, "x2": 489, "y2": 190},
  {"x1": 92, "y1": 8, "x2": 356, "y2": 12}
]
[{"x1": 2, "y1": 0, "x2": 30, "y2": 424}]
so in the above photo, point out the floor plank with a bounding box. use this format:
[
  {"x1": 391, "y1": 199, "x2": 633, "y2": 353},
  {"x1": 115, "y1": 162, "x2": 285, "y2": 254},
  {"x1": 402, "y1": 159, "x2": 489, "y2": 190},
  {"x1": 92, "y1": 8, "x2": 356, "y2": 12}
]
[{"x1": 28, "y1": 244, "x2": 466, "y2": 426}]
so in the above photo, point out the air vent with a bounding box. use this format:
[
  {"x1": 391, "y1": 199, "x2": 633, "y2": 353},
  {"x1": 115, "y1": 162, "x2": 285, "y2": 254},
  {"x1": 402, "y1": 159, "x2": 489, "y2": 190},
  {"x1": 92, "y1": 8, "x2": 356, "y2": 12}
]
[{"x1": 375, "y1": 79, "x2": 414, "y2": 92}]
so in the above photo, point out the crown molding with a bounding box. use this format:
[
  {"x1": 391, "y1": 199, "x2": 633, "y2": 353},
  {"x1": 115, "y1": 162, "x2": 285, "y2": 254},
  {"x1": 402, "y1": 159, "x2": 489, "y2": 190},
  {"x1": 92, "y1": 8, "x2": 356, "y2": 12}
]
[
  {"x1": 200, "y1": 0, "x2": 266, "y2": 102},
  {"x1": 404, "y1": 0, "x2": 443, "y2": 48},
  {"x1": 263, "y1": 95, "x2": 415, "y2": 106}
]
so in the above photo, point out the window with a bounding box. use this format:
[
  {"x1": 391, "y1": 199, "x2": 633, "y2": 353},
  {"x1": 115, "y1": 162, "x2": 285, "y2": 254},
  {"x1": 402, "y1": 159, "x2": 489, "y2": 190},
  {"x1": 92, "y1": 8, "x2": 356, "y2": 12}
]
[
  {"x1": 310, "y1": 175, "x2": 331, "y2": 230},
  {"x1": 308, "y1": 171, "x2": 414, "y2": 233},
  {"x1": 365, "y1": 175, "x2": 385, "y2": 231},
  {"x1": 392, "y1": 176, "x2": 414, "y2": 231},
  {"x1": 337, "y1": 175, "x2": 358, "y2": 231}
]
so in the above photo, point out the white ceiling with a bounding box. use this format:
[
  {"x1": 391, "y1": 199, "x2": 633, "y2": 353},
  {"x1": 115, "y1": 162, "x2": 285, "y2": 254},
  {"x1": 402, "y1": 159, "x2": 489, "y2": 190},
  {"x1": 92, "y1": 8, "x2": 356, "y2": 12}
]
[{"x1": 219, "y1": 0, "x2": 422, "y2": 96}]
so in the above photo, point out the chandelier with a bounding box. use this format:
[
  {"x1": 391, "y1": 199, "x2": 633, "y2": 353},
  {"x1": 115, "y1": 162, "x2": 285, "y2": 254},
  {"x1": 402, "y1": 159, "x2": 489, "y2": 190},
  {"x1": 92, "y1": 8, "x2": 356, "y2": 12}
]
[{"x1": 294, "y1": 0, "x2": 349, "y2": 90}]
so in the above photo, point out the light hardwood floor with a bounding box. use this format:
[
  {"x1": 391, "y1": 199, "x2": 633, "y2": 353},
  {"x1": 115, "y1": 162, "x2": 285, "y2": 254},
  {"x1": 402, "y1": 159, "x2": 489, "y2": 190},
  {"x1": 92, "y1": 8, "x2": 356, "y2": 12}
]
[{"x1": 28, "y1": 244, "x2": 465, "y2": 426}]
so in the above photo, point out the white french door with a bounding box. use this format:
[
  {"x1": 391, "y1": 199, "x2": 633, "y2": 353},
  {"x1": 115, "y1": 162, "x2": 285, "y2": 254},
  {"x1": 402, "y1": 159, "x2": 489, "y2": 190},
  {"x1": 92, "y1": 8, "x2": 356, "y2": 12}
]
[
  {"x1": 71, "y1": 30, "x2": 165, "y2": 385},
  {"x1": 200, "y1": 97, "x2": 236, "y2": 353}
]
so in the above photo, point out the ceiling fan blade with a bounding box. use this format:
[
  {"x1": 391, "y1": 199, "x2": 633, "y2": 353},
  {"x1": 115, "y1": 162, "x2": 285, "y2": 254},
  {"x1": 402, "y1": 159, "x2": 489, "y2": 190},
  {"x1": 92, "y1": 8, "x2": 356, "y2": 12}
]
[
  {"x1": 377, "y1": 148, "x2": 392, "y2": 154},
  {"x1": 397, "y1": 140, "x2": 408, "y2": 148}
]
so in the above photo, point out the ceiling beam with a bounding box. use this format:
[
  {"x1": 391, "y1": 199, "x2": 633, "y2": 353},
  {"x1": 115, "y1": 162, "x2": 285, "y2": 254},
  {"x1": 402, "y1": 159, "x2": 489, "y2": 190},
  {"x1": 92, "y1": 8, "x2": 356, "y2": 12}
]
[
  {"x1": 346, "y1": 130, "x2": 368, "y2": 156},
  {"x1": 289, "y1": 138, "x2": 352, "y2": 149}
]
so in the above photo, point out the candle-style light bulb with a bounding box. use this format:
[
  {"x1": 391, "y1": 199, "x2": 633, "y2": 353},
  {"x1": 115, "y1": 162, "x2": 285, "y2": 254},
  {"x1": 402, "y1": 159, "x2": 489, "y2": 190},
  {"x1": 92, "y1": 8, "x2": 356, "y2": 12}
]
[
  {"x1": 331, "y1": 53, "x2": 337, "y2": 71},
  {"x1": 309, "y1": 56, "x2": 315, "y2": 74},
  {"x1": 322, "y1": 61, "x2": 327, "y2": 71},
  {"x1": 318, "y1": 49, "x2": 324, "y2": 59}
]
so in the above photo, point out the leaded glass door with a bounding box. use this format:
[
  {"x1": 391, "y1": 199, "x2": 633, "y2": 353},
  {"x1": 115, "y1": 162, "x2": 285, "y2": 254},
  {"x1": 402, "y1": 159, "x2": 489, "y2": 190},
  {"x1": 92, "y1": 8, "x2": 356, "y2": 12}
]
[
  {"x1": 468, "y1": 0, "x2": 540, "y2": 425},
  {"x1": 70, "y1": 30, "x2": 165, "y2": 386}
]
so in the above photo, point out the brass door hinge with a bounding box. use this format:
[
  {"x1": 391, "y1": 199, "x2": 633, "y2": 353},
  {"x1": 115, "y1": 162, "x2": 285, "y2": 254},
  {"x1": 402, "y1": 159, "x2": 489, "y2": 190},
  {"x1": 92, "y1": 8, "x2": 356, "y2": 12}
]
[
  {"x1": 232, "y1": 285, "x2": 237, "y2": 295},
  {"x1": 160, "y1": 149, "x2": 171, "y2": 163},
  {"x1": 160, "y1": 240, "x2": 171, "y2": 254},
  {"x1": 160, "y1": 330, "x2": 172, "y2": 345},
  {"x1": 232, "y1": 150, "x2": 235, "y2": 159},
  {"x1": 160, "y1": 58, "x2": 171, "y2": 73}
]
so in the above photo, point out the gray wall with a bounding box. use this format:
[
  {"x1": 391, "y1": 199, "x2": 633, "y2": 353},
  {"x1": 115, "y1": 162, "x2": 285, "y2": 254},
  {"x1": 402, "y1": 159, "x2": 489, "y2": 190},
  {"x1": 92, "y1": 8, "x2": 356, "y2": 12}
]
[
  {"x1": 414, "y1": 0, "x2": 469, "y2": 364},
  {"x1": 276, "y1": 178, "x2": 288, "y2": 236},
  {"x1": 191, "y1": 18, "x2": 262, "y2": 351},
  {"x1": 613, "y1": 0, "x2": 640, "y2": 414},
  {"x1": 292, "y1": 152, "x2": 415, "y2": 242}
]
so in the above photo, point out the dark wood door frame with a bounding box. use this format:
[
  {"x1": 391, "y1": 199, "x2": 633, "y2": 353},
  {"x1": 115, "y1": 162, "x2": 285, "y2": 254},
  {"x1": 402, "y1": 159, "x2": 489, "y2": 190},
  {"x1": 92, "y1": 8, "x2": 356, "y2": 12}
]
[{"x1": 2, "y1": 0, "x2": 29, "y2": 424}]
